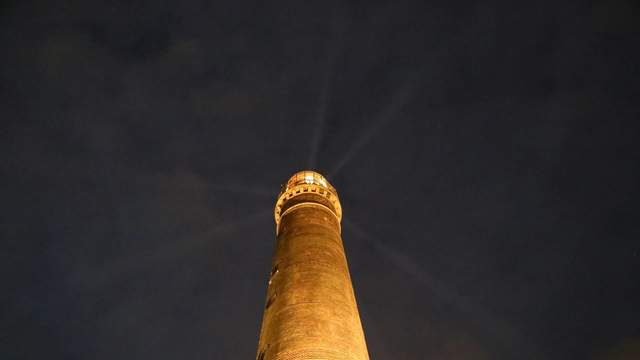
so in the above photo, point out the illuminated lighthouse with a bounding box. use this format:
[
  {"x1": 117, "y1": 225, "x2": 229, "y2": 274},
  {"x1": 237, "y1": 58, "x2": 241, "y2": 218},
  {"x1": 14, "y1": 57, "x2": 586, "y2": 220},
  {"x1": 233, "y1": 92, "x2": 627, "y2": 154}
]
[{"x1": 255, "y1": 171, "x2": 369, "y2": 360}]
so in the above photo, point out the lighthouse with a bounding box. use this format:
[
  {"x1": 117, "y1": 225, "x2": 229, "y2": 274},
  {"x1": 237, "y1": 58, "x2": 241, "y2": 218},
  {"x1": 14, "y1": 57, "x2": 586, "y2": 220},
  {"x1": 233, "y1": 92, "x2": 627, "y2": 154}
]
[{"x1": 255, "y1": 170, "x2": 369, "y2": 360}]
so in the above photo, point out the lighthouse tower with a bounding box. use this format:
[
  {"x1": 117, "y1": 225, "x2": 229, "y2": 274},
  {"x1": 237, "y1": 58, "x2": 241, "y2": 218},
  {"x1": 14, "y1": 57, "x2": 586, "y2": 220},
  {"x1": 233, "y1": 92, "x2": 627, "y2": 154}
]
[{"x1": 255, "y1": 170, "x2": 369, "y2": 360}]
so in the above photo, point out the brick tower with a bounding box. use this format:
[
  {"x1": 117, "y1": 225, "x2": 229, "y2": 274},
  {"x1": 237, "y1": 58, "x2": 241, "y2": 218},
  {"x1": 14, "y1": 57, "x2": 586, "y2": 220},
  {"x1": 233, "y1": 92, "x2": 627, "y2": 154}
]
[{"x1": 255, "y1": 170, "x2": 369, "y2": 360}]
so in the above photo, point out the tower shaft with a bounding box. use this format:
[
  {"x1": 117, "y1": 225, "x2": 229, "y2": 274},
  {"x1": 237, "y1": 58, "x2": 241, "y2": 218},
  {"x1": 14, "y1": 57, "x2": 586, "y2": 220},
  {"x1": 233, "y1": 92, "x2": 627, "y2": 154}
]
[{"x1": 256, "y1": 171, "x2": 369, "y2": 360}]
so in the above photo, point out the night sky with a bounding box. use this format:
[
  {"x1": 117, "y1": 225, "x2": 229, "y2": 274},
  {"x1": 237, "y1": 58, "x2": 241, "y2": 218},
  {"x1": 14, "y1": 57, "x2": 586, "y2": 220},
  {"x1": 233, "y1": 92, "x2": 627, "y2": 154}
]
[{"x1": 2, "y1": 1, "x2": 640, "y2": 359}]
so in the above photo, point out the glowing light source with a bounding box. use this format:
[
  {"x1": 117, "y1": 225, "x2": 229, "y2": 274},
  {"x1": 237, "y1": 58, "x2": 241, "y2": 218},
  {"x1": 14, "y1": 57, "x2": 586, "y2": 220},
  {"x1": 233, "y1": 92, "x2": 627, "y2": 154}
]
[{"x1": 274, "y1": 170, "x2": 341, "y2": 232}]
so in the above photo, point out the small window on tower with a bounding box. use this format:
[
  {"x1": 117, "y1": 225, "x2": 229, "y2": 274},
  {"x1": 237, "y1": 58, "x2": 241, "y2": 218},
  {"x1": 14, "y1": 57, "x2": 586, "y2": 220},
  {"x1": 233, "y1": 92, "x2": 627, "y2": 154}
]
[
  {"x1": 268, "y1": 265, "x2": 279, "y2": 285},
  {"x1": 257, "y1": 350, "x2": 265, "y2": 360},
  {"x1": 270, "y1": 264, "x2": 279, "y2": 277},
  {"x1": 265, "y1": 293, "x2": 277, "y2": 309}
]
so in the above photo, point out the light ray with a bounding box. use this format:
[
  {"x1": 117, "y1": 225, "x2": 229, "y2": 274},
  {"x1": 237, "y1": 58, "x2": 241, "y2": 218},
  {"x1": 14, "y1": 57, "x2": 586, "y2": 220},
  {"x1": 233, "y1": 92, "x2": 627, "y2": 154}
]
[
  {"x1": 209, "y1": 183, "x2": 273, "y2": 198},
  {"x1": 308, "y1": 11, "x2": 346, "y2": 169},
  {"x1": 328, "y1": 75, "x2": 419, "y2": 178},
  {"x1": 307, "y1": 82, "x2": 329, "y2": 170},
  {"x1": 76, "y1": 210, "x2": 273, "y2": 286},
  {"x1": 343, "y1": 218, "x2": 540, "y2": 358}
]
